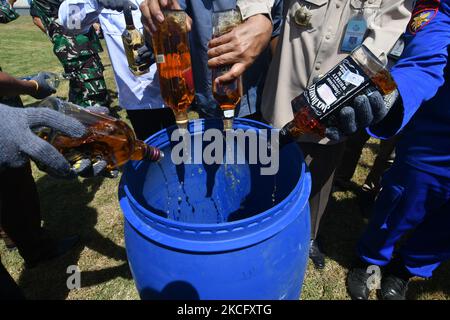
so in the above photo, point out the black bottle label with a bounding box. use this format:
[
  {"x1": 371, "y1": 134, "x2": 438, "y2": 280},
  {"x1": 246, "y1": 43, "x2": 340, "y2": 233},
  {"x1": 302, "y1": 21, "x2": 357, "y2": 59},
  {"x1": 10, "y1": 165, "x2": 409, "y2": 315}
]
[{"x1": 292, "y1": 56, "x2": 371, "y2": 121}]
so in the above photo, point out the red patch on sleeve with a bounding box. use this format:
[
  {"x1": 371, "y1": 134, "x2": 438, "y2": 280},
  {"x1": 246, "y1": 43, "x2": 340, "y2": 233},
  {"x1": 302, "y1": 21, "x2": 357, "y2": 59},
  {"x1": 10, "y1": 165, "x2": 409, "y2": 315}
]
[{"x1": 407, "y1": 0, "x2": 441, "y2": 34}]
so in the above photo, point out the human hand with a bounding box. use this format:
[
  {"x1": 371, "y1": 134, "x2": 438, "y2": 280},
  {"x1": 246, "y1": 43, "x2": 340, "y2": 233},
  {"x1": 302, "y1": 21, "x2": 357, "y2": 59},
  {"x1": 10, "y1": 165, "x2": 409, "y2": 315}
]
[
  {"x1": 207, "y1": 14, "x2": 272, "y2": 84},
  {"x1": 135, "y1": 44, "x2": 155, "y2": 67},
  {"x1": 0, "y1": 104, "x2": 85, "y2": 177},
  {"x1": 325, "y1": 88, "x2": 394, "y2": 141},
  {"x1": 139, "y1": 0, "x2": 192, "y2": 35},
  {"x1": 67, "y1": 105, "x2": 119, "y2": 179},
  {"x1": 28, "y1": 72, "x2": 57, "y2": 99}
]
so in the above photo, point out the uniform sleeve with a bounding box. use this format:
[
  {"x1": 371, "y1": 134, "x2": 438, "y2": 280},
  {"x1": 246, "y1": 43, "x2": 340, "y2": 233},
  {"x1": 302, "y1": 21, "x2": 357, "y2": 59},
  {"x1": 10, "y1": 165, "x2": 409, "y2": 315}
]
[
  {"x1": 363, "y1": 0, "x2": 414, "y2": 64},
  {"x1": 29, "y1": 3, "x2": 39, "y2": 18},
  {"x1": 58, "y1": 0, "x2": 102, "y2": 35},
  {"x1": 369, "y1": 0, "x2": 450, "y2": 138},
  {"x1": 270, "y1": 0, "x2": 283, "y2": 38},
  {"x1": 237, "y1": 0, "x2": 275, "y2": 21}
]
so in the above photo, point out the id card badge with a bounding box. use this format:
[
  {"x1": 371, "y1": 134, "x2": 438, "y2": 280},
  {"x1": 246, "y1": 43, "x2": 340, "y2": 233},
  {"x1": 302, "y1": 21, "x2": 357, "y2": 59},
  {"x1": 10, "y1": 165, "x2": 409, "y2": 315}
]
[{"x1": 341, "y1": 14, "x2": 368, "y2": 53}]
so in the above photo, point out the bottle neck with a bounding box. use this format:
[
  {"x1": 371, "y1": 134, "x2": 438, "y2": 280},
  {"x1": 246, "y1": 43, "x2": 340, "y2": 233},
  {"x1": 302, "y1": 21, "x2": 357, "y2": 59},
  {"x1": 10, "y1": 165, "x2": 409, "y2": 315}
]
[
  {"x1": 222, "y1": 108, "x2": 235, "y2": 131},
  {"x1": 173, "y1": 109, "x2": 189, "y2": 130},
  {"x1": 131, "y1": 140, "x2": 164, "y2": 162},
  {"x1": 278, "y1": 124, "x2": 297, "y2": 147},
  {"x1": 124, "y1": 7, "x2": 135, "y2": 30}
]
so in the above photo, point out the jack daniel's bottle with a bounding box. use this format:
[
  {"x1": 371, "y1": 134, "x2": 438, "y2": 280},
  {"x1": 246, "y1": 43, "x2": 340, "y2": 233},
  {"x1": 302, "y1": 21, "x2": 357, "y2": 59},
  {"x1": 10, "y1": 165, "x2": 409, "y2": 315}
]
[
  {"x1": 35, "y1": 97, "x2": 163, "y2": 170},
  {"x1": 122, "y1": 5, "x2": 150, "y2": 76},
  {"x1": 280, "y1": 45, "x2": 397, "y2": 142}
]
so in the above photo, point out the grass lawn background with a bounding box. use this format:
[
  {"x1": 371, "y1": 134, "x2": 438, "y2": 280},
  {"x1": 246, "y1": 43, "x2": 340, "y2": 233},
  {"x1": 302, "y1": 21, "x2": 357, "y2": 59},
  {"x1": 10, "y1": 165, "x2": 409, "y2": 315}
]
[{"x1": 1, "y1": 17, "x2": 449, "y2": 300}]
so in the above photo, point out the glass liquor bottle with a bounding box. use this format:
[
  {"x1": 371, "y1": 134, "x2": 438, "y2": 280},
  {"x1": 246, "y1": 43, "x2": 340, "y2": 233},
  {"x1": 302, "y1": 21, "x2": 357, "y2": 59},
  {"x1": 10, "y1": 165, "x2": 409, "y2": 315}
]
[
  {"x1": 151, "y1": 9, "x2": 195, "y2": 129},
  {"x1": 35, "y1": 97, "x2": 163, "y2": 170},
  {"x1": 122, "y1": 5, "x2": 150, "y2": 76},
  {"x1": 211, "y1": 8, "x2": 242, "y2": 131},
  {"x1": 280, "y1": 45, "x2": 398, "y2": 143}
]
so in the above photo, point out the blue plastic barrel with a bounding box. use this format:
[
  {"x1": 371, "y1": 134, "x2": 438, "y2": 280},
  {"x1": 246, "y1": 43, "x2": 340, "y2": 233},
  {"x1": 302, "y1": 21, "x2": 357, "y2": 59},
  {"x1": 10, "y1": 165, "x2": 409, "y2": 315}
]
[{"x1": 119, "y1": 118, "x2": 311, "y2": 300}]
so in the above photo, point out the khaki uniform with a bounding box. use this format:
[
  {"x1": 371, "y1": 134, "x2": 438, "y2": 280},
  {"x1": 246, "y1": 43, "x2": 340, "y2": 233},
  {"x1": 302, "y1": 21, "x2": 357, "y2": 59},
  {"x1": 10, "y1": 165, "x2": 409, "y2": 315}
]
[
  {"x1": 238, "y1": 0, "x2": 276, "y2": 20},
  {"x1": 261, "y1": 0, "x2": 413, "y2": 239},
  {"x1": 262, "y1": 0, "x2": 414, "y2": 142}
]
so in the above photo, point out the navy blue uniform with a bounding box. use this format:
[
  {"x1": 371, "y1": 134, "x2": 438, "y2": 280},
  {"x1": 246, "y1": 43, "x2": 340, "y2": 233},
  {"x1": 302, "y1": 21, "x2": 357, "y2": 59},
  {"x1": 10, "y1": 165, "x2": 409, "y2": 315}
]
[{"x1": 358, "y1": 0, "x2": 450, "y2": 278}]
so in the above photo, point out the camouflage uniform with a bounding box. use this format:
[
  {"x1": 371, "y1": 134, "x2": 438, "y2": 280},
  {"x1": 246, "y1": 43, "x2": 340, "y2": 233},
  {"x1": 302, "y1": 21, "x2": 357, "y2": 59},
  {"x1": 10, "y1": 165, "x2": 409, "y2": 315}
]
[
  {"x1": 0, "y1": 0, "x2": 19, "y2": 24},
  {"x1": 30, "y1": 0, "x2": 108, "y2": 107}
]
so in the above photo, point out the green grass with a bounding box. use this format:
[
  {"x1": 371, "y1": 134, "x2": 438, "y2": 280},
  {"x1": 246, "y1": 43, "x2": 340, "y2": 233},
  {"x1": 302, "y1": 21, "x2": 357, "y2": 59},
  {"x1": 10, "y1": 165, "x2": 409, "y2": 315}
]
[{"x1": 1, "y1": 17, "x2": 450, "y2": 300}]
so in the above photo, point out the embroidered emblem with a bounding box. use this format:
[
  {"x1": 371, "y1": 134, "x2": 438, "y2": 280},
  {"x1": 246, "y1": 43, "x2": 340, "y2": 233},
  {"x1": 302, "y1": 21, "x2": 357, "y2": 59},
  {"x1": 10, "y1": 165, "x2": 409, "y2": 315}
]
[
  {"x1": 294, "y1": 5, "x2": 312, "y2": 27},
  {"x1": 407, "y1": 0, "x2": 441, "y2": 34}
]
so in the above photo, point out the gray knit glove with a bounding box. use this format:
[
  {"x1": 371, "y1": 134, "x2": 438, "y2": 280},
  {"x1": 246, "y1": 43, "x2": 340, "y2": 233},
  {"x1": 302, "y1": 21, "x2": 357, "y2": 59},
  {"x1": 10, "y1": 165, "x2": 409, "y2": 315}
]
[
  {"x1": 0, "y1": 103, "x2": 86, "y2": 177},
  {"x1": 325, "y1": 88, "x2": 391, "y2": 141},
  {"x1": 28, "y1": 72, "x2": 57, "y2": 99}
]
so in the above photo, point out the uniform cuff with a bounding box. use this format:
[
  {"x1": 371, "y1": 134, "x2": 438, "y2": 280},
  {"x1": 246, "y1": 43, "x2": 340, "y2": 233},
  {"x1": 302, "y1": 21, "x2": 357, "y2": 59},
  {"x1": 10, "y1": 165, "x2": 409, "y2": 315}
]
[{"x1": 237, "y1": 2, "x2": 273, "y2": 22}]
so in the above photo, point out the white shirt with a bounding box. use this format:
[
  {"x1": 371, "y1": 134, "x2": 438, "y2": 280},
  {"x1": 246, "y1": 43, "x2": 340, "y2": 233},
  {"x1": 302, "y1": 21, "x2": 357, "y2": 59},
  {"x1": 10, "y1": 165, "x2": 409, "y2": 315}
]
[{"x1": 58, "y1": 0, "x2": 165, "y2": 110}]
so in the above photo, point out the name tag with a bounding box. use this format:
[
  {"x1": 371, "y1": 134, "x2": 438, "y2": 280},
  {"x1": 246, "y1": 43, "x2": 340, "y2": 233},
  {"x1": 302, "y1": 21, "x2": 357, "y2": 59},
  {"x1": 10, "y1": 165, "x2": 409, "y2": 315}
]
[{"x1": 341, "y1": 15, "x2": 368, "y2": 53}]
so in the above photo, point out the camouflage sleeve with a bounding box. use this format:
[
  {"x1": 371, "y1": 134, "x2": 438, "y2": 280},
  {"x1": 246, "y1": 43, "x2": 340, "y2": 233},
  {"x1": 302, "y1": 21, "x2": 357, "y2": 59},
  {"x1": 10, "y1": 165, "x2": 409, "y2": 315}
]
[{"x1": 0, "y1": 3, "x2": 19, "y2": 23}]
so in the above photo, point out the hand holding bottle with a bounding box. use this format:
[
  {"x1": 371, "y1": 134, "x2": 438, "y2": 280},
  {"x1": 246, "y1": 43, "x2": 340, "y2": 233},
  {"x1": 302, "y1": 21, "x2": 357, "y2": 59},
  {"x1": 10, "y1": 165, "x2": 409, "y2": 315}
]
[
  {"x1": 27, "y1": 72, "x2": 57, "y2": 99},
  {"x1": 207, "y1": 14, "x2": 273, "y2": 84},
  {"x1": 140, "y1": 0, "x2": 192, "y2": 34},
  {"x1": 280, "y1": 45, "x2": 398, "y2": 144},
  {"x1": 0, "y1": 103, "x2": 85, "y2": 177},
  {"x1": 325, "y1": 88, "x2": 394, "y2": 141},
  {"x1": 135, "y1": 44, "x2": 155, "y2": 67},
  {"x1": 61, "y1": 105, "x2": 121, "y2": 179},
  {"x1": 34, "y1": 97, "x2": 163, "y2": 177}
]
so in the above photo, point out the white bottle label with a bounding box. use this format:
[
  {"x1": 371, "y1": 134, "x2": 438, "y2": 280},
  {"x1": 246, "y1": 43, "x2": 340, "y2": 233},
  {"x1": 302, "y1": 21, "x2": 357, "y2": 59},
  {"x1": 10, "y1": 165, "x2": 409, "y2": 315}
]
[
  {"x1": 341, "y1": 70, "x2": 365, "y2": 87},
  {"x1": 223, "y1": 110, "x2": 235, "y2": 118},
  {"x1": 317, "y1": 84, "x2": 337, "y2": 106}
]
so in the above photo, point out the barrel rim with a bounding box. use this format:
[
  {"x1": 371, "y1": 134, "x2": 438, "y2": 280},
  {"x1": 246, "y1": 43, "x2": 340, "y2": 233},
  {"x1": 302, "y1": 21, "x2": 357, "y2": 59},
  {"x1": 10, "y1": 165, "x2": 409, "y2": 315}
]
[{"x1": 119, "y1": 118, "x2": 312, "y2": 252}]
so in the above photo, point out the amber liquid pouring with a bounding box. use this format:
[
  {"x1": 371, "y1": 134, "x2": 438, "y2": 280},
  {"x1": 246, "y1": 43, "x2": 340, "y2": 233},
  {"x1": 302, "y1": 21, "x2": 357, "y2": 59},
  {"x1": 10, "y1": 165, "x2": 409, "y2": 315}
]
[{"x1": 212, "y1": 68, "x2": 241, "y2": 111}]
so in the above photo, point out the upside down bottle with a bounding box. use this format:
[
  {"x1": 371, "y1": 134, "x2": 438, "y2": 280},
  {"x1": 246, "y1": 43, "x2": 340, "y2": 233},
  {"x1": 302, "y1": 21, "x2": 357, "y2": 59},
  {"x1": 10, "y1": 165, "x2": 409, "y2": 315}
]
[
  {"x1": 279, "y1": 45, "x2": 398, "y2": 144},
  {"x1": 151, "y1": 9, "x2": 195, "y2": 129},
  {"x1": 211, "y1": 8, "x2": 243, "y2": 131},
  {"x1": 35, "y1": 97, "x2": 163, "y2": 170}
]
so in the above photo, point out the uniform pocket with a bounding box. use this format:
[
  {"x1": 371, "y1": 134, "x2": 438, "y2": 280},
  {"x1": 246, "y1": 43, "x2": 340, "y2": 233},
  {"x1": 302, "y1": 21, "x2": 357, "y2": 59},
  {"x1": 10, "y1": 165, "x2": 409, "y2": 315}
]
[
  {"x1": 350, "y1": 0, "x2": 382, "y2": 23},
  {"x1": 350, "y1": 0, "x2": 382, "y2": 9}
]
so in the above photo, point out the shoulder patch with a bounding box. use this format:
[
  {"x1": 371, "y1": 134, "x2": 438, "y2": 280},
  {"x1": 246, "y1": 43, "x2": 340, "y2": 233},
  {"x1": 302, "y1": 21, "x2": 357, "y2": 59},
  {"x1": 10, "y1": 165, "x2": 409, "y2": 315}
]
[{"x1": 408, "y1": 0, "x2": 441, "y2": 34}]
